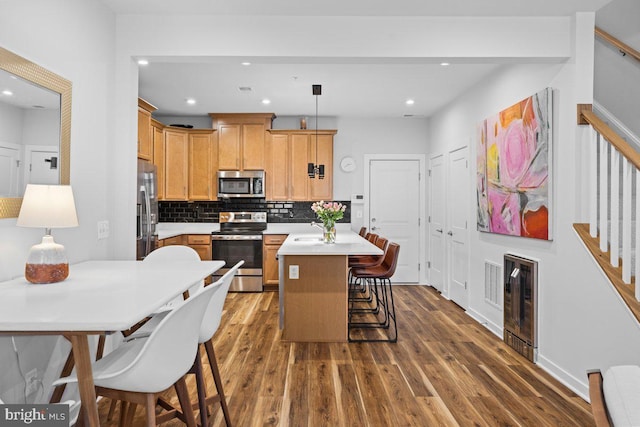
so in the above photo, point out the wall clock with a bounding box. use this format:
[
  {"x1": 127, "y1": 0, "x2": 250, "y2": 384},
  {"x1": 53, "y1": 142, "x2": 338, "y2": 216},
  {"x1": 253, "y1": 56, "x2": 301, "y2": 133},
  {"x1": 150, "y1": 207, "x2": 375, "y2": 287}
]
[{"x1": 340, "y1": 156, "x2": 356, "y2": 173}]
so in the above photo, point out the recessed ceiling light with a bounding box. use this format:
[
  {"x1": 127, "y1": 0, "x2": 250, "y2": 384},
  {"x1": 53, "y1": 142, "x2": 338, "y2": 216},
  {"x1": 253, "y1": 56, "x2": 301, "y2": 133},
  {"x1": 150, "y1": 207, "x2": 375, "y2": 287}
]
[
  {"x1": 241, "y1": 62, "x2": 251, "y2": 66},
  {"x1": 405, "y1": 99, "x2": 415, "y2": 105},
  {"x1": 186, "y1": 98, "x2": 196, "y2": 105},
  {"x1": 137, "y1": 59, "x2": 149, "y2": 66},
  {"x1": 440, "y1": 62, "x2": 450, "y2": 66},
  {"x1": 261, "y1": 99, "x2": 271, "y2": 105},
  {"x1": 238, "y1": 86, "x2": 252, "y2": 92},
  {"x1": 2, "y1": 90, "x2": 13, "y2": 96}
]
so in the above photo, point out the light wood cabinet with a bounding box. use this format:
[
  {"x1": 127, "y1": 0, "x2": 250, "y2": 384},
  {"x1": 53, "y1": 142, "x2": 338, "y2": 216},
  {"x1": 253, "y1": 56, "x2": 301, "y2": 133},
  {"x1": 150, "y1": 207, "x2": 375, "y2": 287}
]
[
  {"x1": 187, "y1": 234, "x2": 212, "y2": 261},
  {"x1": 137, "y1": 98, "x2": 157, "y2": 161},
  {"x1": 151, "y1": 119, "x2": 165, "y2": 200},
  {"x1": 159, "y1": 235, "x2": 186, "y2": 247},
  {"x1": 263, "y1": 234, "x2": 288, "y2": 291},
  {"x1": 188, "y1": 130, "x2": 216, "y2": 200},
  {"x1": 210, "y1": 113, "x2": 275, "y2": 171},
  {"x1": 266, "y1": 130, "x2": 336, "y2": 201},
  {"x1": 309, "y1": 133, "x2": 334, "y2": 201},
  {"x1": 164, "y1": 128, "x2": 189, "y2": 200}
]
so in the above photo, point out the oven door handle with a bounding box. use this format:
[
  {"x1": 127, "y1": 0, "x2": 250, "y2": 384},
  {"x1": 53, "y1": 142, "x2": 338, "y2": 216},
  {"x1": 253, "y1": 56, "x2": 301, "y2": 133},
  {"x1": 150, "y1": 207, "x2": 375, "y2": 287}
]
[{"x1": 211, "y1": 235, "x2": 263, "y2": 241}]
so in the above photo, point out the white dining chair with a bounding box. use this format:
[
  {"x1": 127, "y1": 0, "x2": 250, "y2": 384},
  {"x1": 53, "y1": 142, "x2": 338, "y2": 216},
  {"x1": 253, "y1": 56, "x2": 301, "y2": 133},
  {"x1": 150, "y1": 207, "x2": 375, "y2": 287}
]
[
  {"x1": 52, "y1": 273, "x2": 225, "y2": 426},
  {"x1": 191, "y1": 260, "x2": 243, "y2": 427}
]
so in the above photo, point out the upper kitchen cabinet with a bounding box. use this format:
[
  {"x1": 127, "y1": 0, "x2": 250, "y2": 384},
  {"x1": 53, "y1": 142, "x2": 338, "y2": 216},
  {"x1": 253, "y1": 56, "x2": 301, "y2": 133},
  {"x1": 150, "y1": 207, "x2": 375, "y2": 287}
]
[
  {"x1": 266, "y1": 130, "x2": 336, "y2": 201},
  {"x1": 151, "y1": 119, "x2": 165, "y2": 199},
  {"x1": 163, "y1": 127, "x2": 189, "y2": 200},
  {"x1": 137, "y1": 98, "x2": 157, "y2": 161},
  {"x1": 188, "y1": 129, "x2": 217, "y2": 200},
  {"x1": 210, "y1": 113, "x2": 275, "y2": 171}
]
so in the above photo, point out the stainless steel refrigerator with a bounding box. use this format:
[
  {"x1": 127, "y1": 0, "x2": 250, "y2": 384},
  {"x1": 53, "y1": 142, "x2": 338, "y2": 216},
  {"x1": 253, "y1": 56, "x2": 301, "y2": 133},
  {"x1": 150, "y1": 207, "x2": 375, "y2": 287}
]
[{"x1": 137, "y1": 159, "x2": 158, "y2": 260}]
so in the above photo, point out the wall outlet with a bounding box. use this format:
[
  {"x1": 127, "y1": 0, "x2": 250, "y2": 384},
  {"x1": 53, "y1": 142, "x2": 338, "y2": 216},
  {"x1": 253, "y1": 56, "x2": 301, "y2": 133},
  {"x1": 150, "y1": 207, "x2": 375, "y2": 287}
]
[
  {"x1": 97, "y1": 220, "x2": 110, "y2": 240},
  {"x1": 25, "y1": 368, "x2": 38, "y2": 396},
  {"x1": 289, "y1": 265, "x2": 299, "y2": 280}
]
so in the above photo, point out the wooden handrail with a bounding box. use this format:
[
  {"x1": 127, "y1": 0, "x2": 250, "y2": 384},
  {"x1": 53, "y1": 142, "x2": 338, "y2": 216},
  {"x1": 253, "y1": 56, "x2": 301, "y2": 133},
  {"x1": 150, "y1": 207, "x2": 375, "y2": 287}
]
[
  {"x1": 581, "y1": 109, "x2": 640, "y2": 170},
  {"x1": 595, "y1": 26, "x2": 640, "y2": 63}
]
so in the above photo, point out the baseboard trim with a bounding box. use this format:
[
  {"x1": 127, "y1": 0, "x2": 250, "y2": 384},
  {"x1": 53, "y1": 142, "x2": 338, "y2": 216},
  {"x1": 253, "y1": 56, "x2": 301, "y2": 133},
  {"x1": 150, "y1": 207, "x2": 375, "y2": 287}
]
[
  {"x1": 536, "y1": 353, "x2": 589, "y2": 401},
  {"x1": 466, "y1": 307, "x2": 502, "y2": 339}
]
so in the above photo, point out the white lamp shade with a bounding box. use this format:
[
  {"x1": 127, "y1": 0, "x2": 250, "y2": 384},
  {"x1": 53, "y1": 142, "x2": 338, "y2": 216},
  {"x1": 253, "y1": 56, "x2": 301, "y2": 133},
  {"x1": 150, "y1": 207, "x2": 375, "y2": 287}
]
[{"x1": 17, "y1": 184, "x2": 79, "y2": 229}]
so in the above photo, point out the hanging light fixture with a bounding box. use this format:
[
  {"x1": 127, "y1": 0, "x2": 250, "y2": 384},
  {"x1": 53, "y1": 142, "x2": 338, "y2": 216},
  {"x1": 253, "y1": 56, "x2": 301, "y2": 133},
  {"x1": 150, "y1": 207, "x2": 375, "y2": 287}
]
[{"x1": 308, "y1": 84, "x2": 325, "y2": 179}]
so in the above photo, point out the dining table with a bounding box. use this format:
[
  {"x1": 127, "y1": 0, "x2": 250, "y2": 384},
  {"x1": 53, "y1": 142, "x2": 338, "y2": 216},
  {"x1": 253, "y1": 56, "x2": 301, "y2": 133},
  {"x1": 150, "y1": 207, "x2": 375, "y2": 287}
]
[{"x1": 0, "y1": 259, "x2": 225, "y2": 427}]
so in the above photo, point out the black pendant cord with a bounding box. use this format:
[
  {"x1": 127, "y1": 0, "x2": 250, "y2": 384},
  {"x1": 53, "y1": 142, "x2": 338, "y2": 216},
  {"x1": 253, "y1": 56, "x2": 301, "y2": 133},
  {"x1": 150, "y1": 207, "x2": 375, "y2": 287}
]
[{"x1": 315, "y1": 93, "x2": 319, "y2": 171}]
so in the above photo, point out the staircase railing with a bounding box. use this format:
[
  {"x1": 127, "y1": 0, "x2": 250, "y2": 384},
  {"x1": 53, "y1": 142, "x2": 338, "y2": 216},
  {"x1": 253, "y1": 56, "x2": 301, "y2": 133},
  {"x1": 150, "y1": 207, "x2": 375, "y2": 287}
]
[{"x1": 578, "y1": 105, "x2": 640, "y2": 299}]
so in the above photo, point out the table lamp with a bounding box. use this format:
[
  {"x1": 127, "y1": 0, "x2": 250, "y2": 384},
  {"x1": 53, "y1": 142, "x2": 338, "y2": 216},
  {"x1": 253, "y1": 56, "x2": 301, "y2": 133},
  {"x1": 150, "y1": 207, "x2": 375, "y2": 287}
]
[{"x1": 17, "y1": 184, "x2": 79, "y2": 284}]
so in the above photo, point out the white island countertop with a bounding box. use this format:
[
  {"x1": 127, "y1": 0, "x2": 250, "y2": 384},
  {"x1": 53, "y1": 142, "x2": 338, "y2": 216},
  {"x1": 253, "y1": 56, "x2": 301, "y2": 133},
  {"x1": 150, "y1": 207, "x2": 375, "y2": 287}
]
[{"x1": 277, "y1": 230, "x2": 382, "y2": 256}]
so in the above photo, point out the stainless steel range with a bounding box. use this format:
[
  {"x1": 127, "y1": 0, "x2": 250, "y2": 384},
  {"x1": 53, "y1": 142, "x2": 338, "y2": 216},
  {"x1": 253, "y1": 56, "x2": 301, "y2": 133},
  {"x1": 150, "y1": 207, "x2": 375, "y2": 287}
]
[{"x1": 211, "y1": 211, "x2": 266, "y2": 292}]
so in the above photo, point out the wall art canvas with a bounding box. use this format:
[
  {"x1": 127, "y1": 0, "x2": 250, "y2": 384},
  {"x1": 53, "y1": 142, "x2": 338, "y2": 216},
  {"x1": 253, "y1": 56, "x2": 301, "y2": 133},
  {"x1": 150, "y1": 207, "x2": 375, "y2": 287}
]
[{"x1": 477, "y1": 87, "x2": 552, "y2": 240}]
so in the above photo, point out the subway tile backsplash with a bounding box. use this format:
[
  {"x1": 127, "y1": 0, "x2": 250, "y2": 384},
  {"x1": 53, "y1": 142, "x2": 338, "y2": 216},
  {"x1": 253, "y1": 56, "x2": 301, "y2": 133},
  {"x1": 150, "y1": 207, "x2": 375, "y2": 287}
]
[{"x1": 159, "y1": 199, "x2": 351, "y2": 223}]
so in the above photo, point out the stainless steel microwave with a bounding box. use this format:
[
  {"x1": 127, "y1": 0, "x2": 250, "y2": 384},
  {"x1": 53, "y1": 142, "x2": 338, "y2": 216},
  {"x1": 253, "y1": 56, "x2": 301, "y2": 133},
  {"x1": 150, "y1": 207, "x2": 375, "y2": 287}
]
[{"x1": 218, "y1": 170, "x2": 265, "y2": 198}]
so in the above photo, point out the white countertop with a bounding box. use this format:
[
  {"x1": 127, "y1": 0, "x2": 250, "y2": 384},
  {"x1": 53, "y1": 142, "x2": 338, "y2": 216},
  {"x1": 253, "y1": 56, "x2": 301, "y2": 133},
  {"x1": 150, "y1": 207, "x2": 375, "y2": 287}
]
[
  {"x1": 157, "y1": 223, "x2": 219, "y2": 239},
  {"x1": 277, "y1": 230, "x2": 383, "y2": 256},
  {"x1": 157, "y1": 222, "x2": 353, "y2": 239}
]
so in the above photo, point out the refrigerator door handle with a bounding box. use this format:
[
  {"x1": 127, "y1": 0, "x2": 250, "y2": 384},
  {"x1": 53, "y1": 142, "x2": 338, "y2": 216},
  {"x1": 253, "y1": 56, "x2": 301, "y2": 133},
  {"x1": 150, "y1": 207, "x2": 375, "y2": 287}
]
[
  {"x1": 136, "y1": 204, "x2": 143, "y2": 240},
  {"x1": 141, "y1": 185, "x2": 152, "y2": 256}
]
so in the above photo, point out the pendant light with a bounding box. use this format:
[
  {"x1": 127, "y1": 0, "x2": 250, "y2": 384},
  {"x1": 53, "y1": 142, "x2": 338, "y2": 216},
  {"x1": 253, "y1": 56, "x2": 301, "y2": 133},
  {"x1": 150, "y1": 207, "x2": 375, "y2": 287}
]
[{"x1": 308, "y1": 84, "x2": 325, "y2": 179}]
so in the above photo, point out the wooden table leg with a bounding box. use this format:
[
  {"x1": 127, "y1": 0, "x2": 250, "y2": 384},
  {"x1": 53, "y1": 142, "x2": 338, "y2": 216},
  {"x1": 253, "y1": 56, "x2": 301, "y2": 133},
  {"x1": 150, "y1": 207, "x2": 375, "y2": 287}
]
[{"x1": 69, "y1": 334, "x2": 100, "y2": 427}]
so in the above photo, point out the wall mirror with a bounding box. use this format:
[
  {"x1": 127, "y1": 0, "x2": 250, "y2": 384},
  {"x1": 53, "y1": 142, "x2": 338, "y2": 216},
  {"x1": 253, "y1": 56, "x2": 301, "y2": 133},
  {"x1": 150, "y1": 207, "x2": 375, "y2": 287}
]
[{"x1": 0, "y1": 47, "x2": 71, "y2": 219}]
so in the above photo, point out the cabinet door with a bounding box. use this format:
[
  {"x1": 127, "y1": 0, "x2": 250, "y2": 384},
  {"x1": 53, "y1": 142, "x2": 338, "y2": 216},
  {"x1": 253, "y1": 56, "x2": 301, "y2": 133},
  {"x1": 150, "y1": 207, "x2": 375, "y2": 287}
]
[
  {"x1": 218, "y1": 124, "x2": 240, "y2": 170},
  {"x1": 268, "y1": 134, "x2": 289, "y2": 200},
  {"x1": 189, "y1": 132, "x2": 213, "y2": 200},
  {"x1": 309, "y1": 134, "x2": 334, "y2": 200},
  {"x1": 152, "y1": 123, "x2": 165, "y2": 200},
  {"x1": 164, "y1": 129, "x2": 188, "y2": 200},
  {"x1": 137, "y1": 107, "x2": 152, "y2": 160},
  {"x1": 242, "y1": 123, "x2": 265, "y2": 170},
  {"x1": 289, "y1": 134, "x2": 310, "y2": 201},
  {"x1": 263, "y1": 235, "x2": 287, "y2": 287}
]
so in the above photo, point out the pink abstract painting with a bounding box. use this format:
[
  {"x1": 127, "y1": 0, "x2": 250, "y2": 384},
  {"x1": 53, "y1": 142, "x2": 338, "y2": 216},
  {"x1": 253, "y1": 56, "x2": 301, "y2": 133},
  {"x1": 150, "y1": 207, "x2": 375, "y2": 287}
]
[{"x1": 477, "y1": 88, "x2": 552, "y2": 240}]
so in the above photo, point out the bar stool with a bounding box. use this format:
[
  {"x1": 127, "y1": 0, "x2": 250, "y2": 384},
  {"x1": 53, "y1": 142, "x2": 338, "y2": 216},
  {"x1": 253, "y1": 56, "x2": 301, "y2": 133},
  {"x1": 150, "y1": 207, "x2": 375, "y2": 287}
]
[
  {"x1": 348, "y1": 237, "x2": 388, "y2": 307},
  {"x1": 358, "y1": 226, "x2": 367, "y2": 237},
  {"x1": 348, "y1": 242, "x2": 400, "y2": 343}
]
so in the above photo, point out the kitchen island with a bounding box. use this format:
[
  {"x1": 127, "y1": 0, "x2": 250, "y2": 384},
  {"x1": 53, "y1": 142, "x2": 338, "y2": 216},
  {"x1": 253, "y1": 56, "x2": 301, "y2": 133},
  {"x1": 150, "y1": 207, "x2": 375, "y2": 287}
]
[{"x1": 277, "y1": 231, "x2": 383, "y2": 342}]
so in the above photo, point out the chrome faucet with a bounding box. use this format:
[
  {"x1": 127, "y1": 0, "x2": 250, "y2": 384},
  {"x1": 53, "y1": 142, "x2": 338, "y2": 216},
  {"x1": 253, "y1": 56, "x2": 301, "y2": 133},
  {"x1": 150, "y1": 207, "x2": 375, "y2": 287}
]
[{"x1": 311, "y1": 221, "x2": 324, "y2": 230}]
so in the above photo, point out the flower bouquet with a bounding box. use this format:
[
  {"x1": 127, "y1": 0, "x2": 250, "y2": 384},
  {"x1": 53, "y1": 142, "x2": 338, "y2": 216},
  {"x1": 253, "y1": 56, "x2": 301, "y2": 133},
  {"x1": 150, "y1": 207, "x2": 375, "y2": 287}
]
[{"x1": 311, "y1": 201, "x2": 346, "y2": 243}]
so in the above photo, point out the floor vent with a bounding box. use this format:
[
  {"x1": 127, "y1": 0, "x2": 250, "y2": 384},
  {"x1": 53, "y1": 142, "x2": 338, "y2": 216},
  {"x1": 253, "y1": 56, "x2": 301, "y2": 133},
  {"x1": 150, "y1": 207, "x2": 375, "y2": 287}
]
[{"x1": 484, "y1": 260, "x2": 501, "y2": 308}]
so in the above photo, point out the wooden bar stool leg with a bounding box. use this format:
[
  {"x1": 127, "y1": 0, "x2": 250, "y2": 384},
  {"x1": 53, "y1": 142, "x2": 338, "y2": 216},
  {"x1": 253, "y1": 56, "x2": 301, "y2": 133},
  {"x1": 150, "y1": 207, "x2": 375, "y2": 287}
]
[
  {"x1": 192, "y1": 350, "x2": 209, "y2": 427},
  {"x1": 204, "y1": 340, "x2": 232, "y2": 427},
  {"x1": 175, "y1": 377, "x2": 197, "y2": 427}
]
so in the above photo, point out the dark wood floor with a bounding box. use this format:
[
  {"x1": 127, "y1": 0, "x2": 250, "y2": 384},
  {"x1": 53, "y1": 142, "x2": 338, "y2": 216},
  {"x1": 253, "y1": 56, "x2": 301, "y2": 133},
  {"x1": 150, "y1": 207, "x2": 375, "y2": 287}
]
[{"x1": 97, "y1": 285, "x2": 595, "y2": 426}]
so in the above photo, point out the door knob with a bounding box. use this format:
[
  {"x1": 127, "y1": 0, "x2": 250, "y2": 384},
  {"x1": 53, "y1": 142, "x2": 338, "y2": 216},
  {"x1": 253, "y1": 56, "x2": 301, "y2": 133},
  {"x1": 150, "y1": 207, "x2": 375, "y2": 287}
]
[
  {"x1": 371, "y1": 218, "x2": 376, "y2": 222},
  {"x1": 371, "y1": 226, "x2": 378, "y2": 230},
  {"x1": 447, "y1": 231, "x2": 453, "y2": 236},
  {"x1": 436, "y1": 229, "x2": 443, "y2": 233}
]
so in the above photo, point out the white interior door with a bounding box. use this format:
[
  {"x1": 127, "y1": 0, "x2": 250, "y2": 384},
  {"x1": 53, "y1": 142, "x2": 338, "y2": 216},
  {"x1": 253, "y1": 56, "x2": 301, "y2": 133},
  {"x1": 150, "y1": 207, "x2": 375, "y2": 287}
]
[
  {"x1": 27, "y1": 148, "x2": 59, "y2": 186},
  {"x1": 369, "y1": 159, "x2": 421, "y2": 282},
  {"x1": 429, "y1": 154, "x2": 445, "y2": 291},
  {"x1": 447, "y1": 146, "x2": 469, "y2": 308},
  {"x1": 0, "y1": 146, "x2": 20, "y2": 196}
]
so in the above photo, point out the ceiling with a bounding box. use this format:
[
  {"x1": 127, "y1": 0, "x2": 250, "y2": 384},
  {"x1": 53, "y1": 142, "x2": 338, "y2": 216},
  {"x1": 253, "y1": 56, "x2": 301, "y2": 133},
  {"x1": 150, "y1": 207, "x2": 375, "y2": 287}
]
[{"x1": 104, "y1": 0, "x2": 611, "y2": 120}]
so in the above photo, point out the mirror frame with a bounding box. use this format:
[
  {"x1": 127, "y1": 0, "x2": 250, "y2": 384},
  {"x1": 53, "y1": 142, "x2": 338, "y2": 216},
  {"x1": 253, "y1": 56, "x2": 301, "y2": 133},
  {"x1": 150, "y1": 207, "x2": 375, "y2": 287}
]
[{"x1": 0, "y1": 47, "x2": 71, "y2": 219}]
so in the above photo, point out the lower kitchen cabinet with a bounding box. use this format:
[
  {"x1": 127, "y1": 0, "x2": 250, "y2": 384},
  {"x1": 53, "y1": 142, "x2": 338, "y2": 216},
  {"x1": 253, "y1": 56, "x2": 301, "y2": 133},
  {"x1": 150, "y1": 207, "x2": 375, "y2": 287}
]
[
  {"x1": 263, "y1": 234, "x2": 288, "y2": 291},
  {"x1": 186, "y1": 234, "x2": 212, "y2": 261},
  {"x1": 158, "y1": 235, "x2": 185, "y2": 247}
]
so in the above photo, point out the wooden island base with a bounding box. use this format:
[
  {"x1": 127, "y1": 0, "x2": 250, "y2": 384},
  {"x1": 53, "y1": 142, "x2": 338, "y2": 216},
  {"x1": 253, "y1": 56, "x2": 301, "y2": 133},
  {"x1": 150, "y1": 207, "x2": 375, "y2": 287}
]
[{"x1": 282, "y1": 255, "x2": 348, "y2": 342}]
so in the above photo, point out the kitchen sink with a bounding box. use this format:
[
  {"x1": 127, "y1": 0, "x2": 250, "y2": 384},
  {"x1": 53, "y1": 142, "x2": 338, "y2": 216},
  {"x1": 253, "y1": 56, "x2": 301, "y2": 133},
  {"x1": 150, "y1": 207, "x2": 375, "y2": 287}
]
[{"x1": 293, "y1": 237, "x2": 323, "y2": 242}]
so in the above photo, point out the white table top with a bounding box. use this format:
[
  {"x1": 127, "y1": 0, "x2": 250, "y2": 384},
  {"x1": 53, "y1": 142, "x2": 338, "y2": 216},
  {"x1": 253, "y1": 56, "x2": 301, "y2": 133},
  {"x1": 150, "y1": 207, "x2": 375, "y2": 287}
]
[
  {"x1": 277, "y1": 231, "x2": 383, "y2": 256},
  {"x1": 0, "y1": 260, "x2": 224, "y2": 332}
]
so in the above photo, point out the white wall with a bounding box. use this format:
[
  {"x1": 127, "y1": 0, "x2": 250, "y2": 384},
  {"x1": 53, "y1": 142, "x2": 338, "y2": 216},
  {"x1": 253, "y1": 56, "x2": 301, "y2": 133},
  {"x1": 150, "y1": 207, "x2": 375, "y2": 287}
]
[
  {"x1": 428, "y1": 14, "x2": 640, "y2": 398},
  {"x1": 0, "y1": 0, "x2": 115, "y2": 404},
  {"x1": 594, "y1": 0, "x2": 640, "y2": 138},
  {"x1": 0, "y1": 102, "x2": 23, "y2": 143}
]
